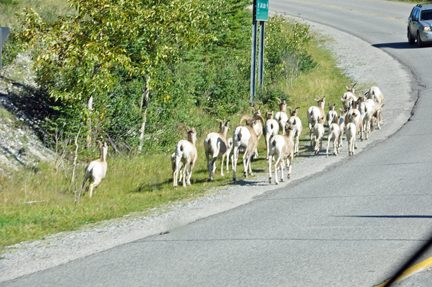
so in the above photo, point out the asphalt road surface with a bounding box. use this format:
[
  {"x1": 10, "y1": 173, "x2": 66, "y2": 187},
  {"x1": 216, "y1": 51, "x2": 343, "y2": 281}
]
[{"x1": 3, "y1": 0, "x2": 432, "y2": 286}]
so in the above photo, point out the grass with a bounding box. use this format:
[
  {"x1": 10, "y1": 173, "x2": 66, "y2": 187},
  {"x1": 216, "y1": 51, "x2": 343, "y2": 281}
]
[{"x1": 0, "y1": 32, "x2": 361, "y2": 248}]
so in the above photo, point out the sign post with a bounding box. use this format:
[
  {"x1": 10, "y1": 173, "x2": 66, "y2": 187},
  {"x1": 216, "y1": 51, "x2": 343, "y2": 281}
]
[
  {"x1": 0, "y1": 27, "x2": 10, "y2": 71},
  {"x1": 250, "y1": 0, "x2": 268, "y2": 103}
]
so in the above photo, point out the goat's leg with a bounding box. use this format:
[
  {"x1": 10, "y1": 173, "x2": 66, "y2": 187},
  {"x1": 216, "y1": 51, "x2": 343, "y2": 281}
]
[
  {"x1": 226, "y1": 150, "x2": 230, "y2": 172},
  {"x1": 274, "y1": 157, "x2": 282, "y2": 185},
  {"x1": 248, "y1": 153, "x2": 253, "y2": 176},
  {"x1": 89, "y1": 178, "x2": 101, "y2": 198},
  {"x1": 287, "y1": 155, "x2": 293, "y2": 179},
  {"x1": 268, "y1": 155, "x2": 273, "y2": 184},
  {"x1": 242, "y1": 151, "x2": 248, "y2": 178},
  {"x1": 326, "y1": 133, "x2": 332, "y2": 158},
  {"x1": 266, "y1": 135, "x2": 270, "y2": 160},
  {"x1": 183, "y1": 162, "x2": 190, "y2": 187},
  {"x1": 233, "y1": 147, "x2": 238, "y2": 181},
  {"x1": 280, "y1": 157, "x2": 285, "y2": 182},
  {"x1": 220, "y1": 154, "x2": 225, "y2": 176},
  {"x1": 187, "y1": 158, "x2": 196, "y2": 186}
]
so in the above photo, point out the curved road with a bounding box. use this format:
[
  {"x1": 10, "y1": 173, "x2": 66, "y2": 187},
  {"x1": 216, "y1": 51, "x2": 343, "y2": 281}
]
[{"x1": 4, "y1": 0, "x2": 432, "y2": 286}]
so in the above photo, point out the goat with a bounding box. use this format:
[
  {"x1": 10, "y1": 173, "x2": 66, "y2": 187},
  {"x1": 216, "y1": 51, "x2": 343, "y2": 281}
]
[
  {"x1": 173, "y1": 127, "x2": 198, "y2": 189},
  {"x1": 268, "y1": 124, "x2": 295, "y2": 185},
  {"x1": 345, "y1": 121, "x2": 357, "y2": 156},
  {"x1": 264, "y1": 111, "x2": 280, "y2": 160},
  {"x1": 232, "y1": 114, "x2": 265, "y2": 181},
  {"x1": 327, "y1": 103, "x2": 338, "y2": 126},
  {"x1": 307, "y1": 97, "x2": 325, "y2": 145},
  {"x1": 204, "y1": 119, "x2": 230, "y2": 181},
  {"x1": 251, "y1": 108, "x2": 264, "y2": 158},
  {"x1": 341, "y1": 84, "x2": 358, "y2": 110},
  {"x1": 338, "y1": 109, "x2": 348, "y2": 147},
  {"x1": 275, "y1": 98, "x2": 288, "y2": 133},
  {"x1": 345, "y1": 98, "x2": 363, "y2": 147},
  {"x1": 312, "y1": 116, "x2": 325, "y2": 154},
  {"x1": 326, "y1": 116, "x2": 341, "y2": 157},
  {"x1": 365, "y1": 86, "x2": 384, "y2": 125},
  {"x1": 287, "y1": 107, "x2": 302, "y2": 155},
  {"x1": 360, "y1": 99, "x2": 384, "y2": 139},
  {"x1": 81, "y1": 141, "x2": 108, "y2": 198}
]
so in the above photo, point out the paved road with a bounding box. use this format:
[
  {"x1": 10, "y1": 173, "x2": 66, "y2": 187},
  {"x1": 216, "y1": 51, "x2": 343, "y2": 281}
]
[{"x1": 3, "y1": 1, "x2": 432, "y2": 286}]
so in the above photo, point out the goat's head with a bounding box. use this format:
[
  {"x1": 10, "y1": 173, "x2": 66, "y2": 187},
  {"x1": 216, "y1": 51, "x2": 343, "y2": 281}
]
[
  {"x1": 328, "y1": 103, "x2": 336, "y2": 111},
  {"x1": 315, "y1": 97, "x2": 325, "y2": 107},
  {"x1": 186, "y1": 127, "x2": 197, "y2": 144},
  {"x1": 346, "y1": 83, "x2": 357, "y2": 93},
  {"x1": 266, "y1": 111, "x2": 274, "y2": 120},
  {"x1": 276, "y1": 98, "x2": 287, "y2": 112}
]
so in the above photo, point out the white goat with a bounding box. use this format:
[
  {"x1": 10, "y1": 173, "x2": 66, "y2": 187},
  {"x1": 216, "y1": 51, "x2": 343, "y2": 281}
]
[
  {"x1": 345, "y1": 98, "x2": 363, "y2": 146},
  {"x1": 81, "y1": 141, "x2": 108, "y2": 198},
  {"x1": 251, "y1": 108, "x2": 263, "y2": 158},
  {"x1": 312, "y1": 116, "x2": 325, "y2": 154},
  {"x1": 341, "y1": 83, "x2": 357, "y2": 108},
  {"x1": 365, "y1": 86, "x2": 384, "y2": 125},
  {"x1": 345, "y1": 122, "x2": 357, "y2": 156},
  {"x1": 360, "y1": 98, "x2": 384, "y2": 140},
  {"x1": 204, "y1": 119, "x2": 230, "y2": 181},
  {"x1": 327, "y1": 103, "x2": 338, "y2": 126},
  {"x1": 287, "y1": 107, "x2": 302, "y2": 155},
  {"x1": 268, "y1": 124, "x2": 295, "y2": 185},
  {"x1": 275, "y1": 98, "x2": 288, "y2": 133},
  {"x1": 173, "y1": 127, "x2": 198, "y2": 189},
  {"x1": 338, "y1": 109, "x2": 348, "y2": 147},
  {"x1": 307, "y1": 97, "x2": 325, "y2": 145},
  {"x1": 326, "y1": 116, "x2": 341, "y2": 157},
  {"x1": 264, "y1": 111, "x2": 280, "y2": 160},
  {"x1": 232, "y1": 114, "x2": 264, "y2": 181}
]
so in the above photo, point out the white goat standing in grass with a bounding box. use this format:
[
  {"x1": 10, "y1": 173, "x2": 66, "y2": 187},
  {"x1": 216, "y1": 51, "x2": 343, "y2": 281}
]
[
  {"x1": 275, "y1": 98, "x2": 288, "y2": 133},
  {"x1": 287, "y1": 107, "x2": 302, "y2": 155},
  {"x1": 264, "y1": 111, "x2": 279, "y2": 160},
  {"x1": 232, "y1": 114, "x2": 265, "y2": 181},
  {"x1": 251, "y1": 108, "x2": 263, "y2": 158},
  {"x1": 81, "y1": 141, "x2": 108, "y2": 198},
  {"x1": 307, "y1": 97, "x2": 325, "y2": 145},
  {"x1": 173, "y1": 127, "x2": 198, "y2": 189},
  {"x1": 204, "y1": 119, "x2": 230, "y2": 181},
  {"x1": 268, "y1": 124, "x2": 295, "y2": 185}
]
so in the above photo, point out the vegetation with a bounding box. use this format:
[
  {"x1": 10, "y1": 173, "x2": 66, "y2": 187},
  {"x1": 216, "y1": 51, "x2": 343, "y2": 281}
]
[{"x1": 0, "y1": 0, "x2": 355, "y2": 247}]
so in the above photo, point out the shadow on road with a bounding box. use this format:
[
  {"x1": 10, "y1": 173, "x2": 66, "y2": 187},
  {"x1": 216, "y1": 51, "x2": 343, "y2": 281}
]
[{"x1": 372, "y1": 42, "x2": 430, "y2": 49}]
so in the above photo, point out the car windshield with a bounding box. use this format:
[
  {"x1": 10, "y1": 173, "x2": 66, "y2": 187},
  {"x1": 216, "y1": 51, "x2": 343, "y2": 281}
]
[{"x1": 421, "y1": 10, "x2": 432, "y2": 21}]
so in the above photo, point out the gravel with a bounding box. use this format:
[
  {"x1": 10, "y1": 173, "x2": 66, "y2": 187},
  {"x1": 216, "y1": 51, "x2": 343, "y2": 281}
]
[{"x1": 0, "y1": 17, "x2": 414, "y2": 283}]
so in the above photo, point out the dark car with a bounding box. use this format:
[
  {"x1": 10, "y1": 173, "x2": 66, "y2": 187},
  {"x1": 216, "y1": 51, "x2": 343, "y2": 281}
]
[{"x1": 407, "y1": 4, "x2": 432, "y2": 47}]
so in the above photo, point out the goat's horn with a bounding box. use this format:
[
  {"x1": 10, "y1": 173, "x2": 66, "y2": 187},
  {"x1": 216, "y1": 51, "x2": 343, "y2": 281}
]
[
  {"x1": 276, "y1": 97, "x2": 281, "y2": 104},
  {"x1": 216, "y1": 119, "x2": 224, "y2": 125},
  {"x1": 240, "y1": 115, "x2": 252, "y2": 124},
  {"x1": 254, "y1": 114, "x2": 265, "y2": 125}
]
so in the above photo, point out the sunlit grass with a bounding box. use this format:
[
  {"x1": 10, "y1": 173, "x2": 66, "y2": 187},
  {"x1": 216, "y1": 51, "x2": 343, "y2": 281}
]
[{"x1": 0, "y1": 31, "x2": 355, "y2": 248}]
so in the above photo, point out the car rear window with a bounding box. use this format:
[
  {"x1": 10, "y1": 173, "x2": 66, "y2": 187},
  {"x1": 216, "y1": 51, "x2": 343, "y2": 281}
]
[{"x1": 421, "y1": 10, "x2": 432, "y2": 21}]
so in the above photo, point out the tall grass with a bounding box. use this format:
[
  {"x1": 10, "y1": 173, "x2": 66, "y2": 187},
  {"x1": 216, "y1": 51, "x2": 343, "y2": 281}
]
[{"x1": 0, "y1": 34, "x2": 362, "y2": 247}]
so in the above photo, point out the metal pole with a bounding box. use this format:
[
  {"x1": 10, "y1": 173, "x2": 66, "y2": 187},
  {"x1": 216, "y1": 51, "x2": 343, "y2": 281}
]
[
  {"x1": 258, "y1": 21, "x2": 265, "y2": 86},
  {"x1": 250, "y1": 0, "x2": 257, "y2": 104}
]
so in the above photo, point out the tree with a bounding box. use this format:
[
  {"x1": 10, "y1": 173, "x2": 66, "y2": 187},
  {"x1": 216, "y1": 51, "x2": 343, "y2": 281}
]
[{"x1": 17, "y1": 0, "x2": 218, "y2": 146}]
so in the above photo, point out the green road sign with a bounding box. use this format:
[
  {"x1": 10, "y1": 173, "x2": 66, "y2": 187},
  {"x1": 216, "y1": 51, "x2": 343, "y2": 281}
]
[
  {"x1": 1, "y1": 27, "x2": 11, "y2": 71},
  {"x1": 256, "y1": 0, "x2": 269, "y2": 21}
]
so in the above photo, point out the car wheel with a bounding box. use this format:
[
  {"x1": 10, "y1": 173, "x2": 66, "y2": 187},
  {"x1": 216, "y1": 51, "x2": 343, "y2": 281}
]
[
  {"x1": 417, "y1": 32, "x2": 423, "y2": 47},
  {"x1": 408, "y1": 29, "x2": 415, "y2": 44}
]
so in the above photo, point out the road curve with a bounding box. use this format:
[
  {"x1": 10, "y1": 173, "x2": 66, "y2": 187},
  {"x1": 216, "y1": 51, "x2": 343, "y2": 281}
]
[{"x1": 2, "y1": 0, "x2": 431, "y2": 286}]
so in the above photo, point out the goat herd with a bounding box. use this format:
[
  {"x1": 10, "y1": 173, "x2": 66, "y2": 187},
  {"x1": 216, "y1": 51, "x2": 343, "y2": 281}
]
[
  {"x1": 171, "y1": 84, "x2": 384, "y2": 190},
  {"x1": 81, "y1": 84, "x2": 384, "y2": 196}
]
